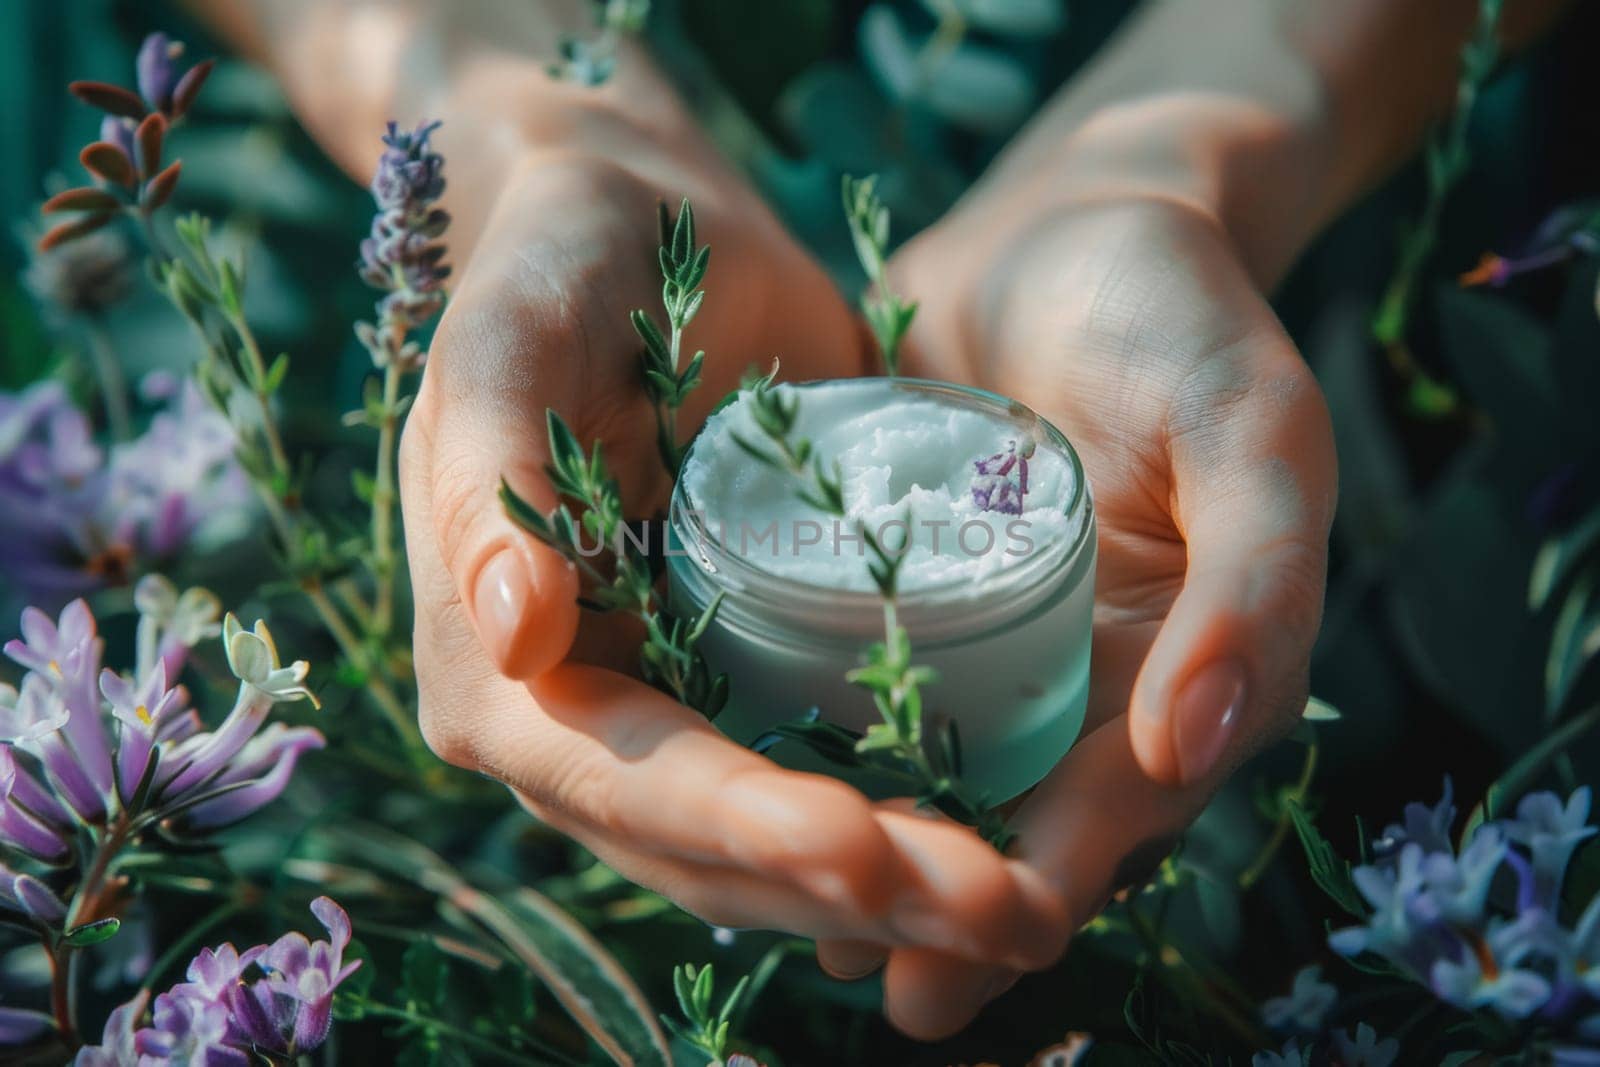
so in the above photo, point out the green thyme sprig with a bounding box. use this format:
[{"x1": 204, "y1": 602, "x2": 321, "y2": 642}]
[
  {"x1": 549, "y1": 0, "x2": 651, "y2": 85},
  {"x1": 737, "y1": 375, "x2": 1013, "y2": 850},
  {"x1": 842, "y1": 174, "x2": 918, "y2": 376},
  {"x1": 635, "y1": 198, "x2": 711, "y2": 475},
  {"x1": 1370, "y1": 0, "x2": 1503, "y2": 417},
  {"x1": 500, "y1": 410, "x2": 729, "y2": 719},
  {"x1": 153, "y1": 214, "x2": 421, "y2": 746},
  {"x1": 662, "y1": 963, "x2": 750, "y2": 1063}
]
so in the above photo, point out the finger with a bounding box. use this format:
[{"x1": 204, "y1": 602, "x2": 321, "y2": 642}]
[
  {"x1": 1131, "y1": 334, "x2": 1336, "y2": 785},
  {"x1": 880, "y1": 715, "x2": 1206, "y2": 1035},
  {"x1": 816, "y1": 940, "x2": 889, "y2": 981},
  {"x1": 883, "y1": 948, "x2": 1018, "y2": 1041},
  {"x1": 511, "y1": 793, "x2": 904, "y2": 943},
  {"x1": 871, "y1": 806, "x2": 1071, "y2": 970}
]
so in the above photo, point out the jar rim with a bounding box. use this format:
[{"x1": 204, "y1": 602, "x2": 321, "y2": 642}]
[{"x1": 669, "y1": 377, "x2": 1094, "y2": 618}]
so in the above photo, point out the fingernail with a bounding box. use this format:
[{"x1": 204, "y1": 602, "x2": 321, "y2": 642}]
[
  {"x1": 472, "y1": 550, "x2": 529, "y2": 673},
  {"x1": 1173, "y1": 659, "x2": 1246, "y2": 783},
  {"x1": 817, "y1": 941, "x2": 887, "y2": 980}
]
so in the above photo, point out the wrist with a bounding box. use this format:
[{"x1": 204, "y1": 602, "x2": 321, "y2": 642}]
[{"x1": 972, "y1": 92, "x2": 1336, "y2": 289}]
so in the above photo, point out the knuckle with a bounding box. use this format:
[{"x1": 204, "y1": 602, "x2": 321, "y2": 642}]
[
  {"x1": 415, "y1": 691, "x2": 475, "y2": 769},
  {"x1": 428, "y1": 447, "x2": 488, "y2": 573}
]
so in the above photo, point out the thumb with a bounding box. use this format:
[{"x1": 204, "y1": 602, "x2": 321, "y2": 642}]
[
  {"x1": 405, "y1": 354, "x2": 581, "y2": 683},
  {"x1": 1129, "y1": 343, "x2": 1337, "y2": 786}
]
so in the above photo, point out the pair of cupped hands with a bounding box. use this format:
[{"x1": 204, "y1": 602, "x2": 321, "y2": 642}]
[{"x1": 396, "y1": 105, "x2": 1337, "y2": 1039}]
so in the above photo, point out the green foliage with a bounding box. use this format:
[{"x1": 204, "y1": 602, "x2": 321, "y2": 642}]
[
  {"x1": 1285, "y1": 798, "x2": 1366, "y2": 919},
  {"x1": 735, "y1": 372, "x2": 1011, "y2": 848},
  {"x1": 636, "y1": 197, "x2": 712, "y2": 474},
  {"x1": 663, "y1": 962, "x2": 751, "y2": 1062},
  {"x1": 841, "y1": 174, "x2": 918, "y2": 375},
  {"x1": 501, "y1": 409, "x2": 729, "y2": 719}
]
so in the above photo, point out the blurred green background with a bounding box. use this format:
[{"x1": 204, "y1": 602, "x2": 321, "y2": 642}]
[{"x1": 5, "y1": 0, "x2": 1600, "y2": 1062}]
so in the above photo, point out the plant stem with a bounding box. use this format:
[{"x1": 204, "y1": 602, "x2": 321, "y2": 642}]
[
  {"x1": 1239, "y1": 743, "x2": 1319, "y2": 889},
  {"x1": 83, "y1": 316, "x2": 131, "y2": 441},
  {"x1": 302, "y1": 580, "x2": 418, "y2": 747},
  {"x1": 224, "y1": 311, "x2": 293, "y2": 479},
  {"x1": 353, "y1": 1000, "x2": 578, "y2": 1066},
  {"x1": 369, "y1": 362, "x2": 405, "y2": 637},
  {"x1": 51, "y1": 816, "x2": 135, "y2": 1045}
]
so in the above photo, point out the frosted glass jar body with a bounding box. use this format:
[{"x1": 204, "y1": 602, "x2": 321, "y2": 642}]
[{"x1": 667, "y1": 379, "x2": 1096, "y2": 802}]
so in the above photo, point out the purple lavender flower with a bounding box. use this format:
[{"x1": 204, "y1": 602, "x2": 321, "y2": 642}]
[
  {"x1": 1261, "y1": 965, "x2": 1337, "y2": 1033},
  {"x1": 98, "y1": 897, "x2": 361, "y2": 1062},
  {"x1": 355, "y1": 121, "x2": 450, "y2": 371},
  {"x1": 1427, "y1": 908, "x2": 1557, "y2": 1018},
  {"x1": 1330, "y1": 1023, "x2": 1399, "y2": 1067},
  {"x1": 0, "y1": 378, "x2": 248, "y2": 605},
  {"x1": 971, "y1": 440, "x2": 1031, "y2": 515},
  {"x1": 0, "y1": 1002, "x2": 54, "y2": 1048},
  {"x1": 1251, "y1": 1038, "x2": 1311, "y2": 1067},
  {"x1": 137, "y1": 987, "x2": 247, "y2": 1065},
  {"x1": 231, "y1": 897, "x2": 361, "y2": 1053},
  {"x1": 135, "y1": 33, "x2": 184, "y2": 113},
  {"x1": 1506, "y1": 788, "x2": 1597, "y2": 911},
  {"x1": 1372, "y1": 777, "x2": 1456, "y2": 859},
  {"x1": 1329, "y1": 784, "x2": 1600, "y2": 1039},
  {"x1": 73, "y1": 988, "x2": 147, "y2": 1067}
]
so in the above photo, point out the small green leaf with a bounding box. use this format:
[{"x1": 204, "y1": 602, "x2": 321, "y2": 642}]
[
  {"x1": 63, "y1": 917, "x2": 121, "y2": 946},
  {"x1": 1303, "y1": 697, "x2": 1342, "y2": 722},
  {"x1": 1286, "y1": 799, "x2": 1366, "y2": 918},
  {"x1": 401, "y1": 939, "x2": 450, "y2": 1012}
]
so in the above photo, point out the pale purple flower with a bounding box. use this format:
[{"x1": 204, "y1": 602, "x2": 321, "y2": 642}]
[
  {"x1": 137, "y1": 987, "x2": 247, "y2": 1065},
  {"x1": 99, "y1": 115, "x2": 136, "y2": 166},
  {"x1": 6, "y1": 599, "x2": 115, "y2": 812},
  {"x1": 1505, "y1": 788, "x2": 1597, "y2": 911},
  {"x1": 229, "y1": 897, "x2": 360, "y2": 1054},
  {"x1": 135, "y1": 33, "x2": 184, "y2": 112},
  {"x1": 0, "y1": 1002, "x2": 54, "y2": 1047},
  {"x1": 1252, "y1": 1038, "x2": 1311, "y2": 1067},
  {"x1": 133, "y1": 574, "x2": 221, "y2": 684},
  {"x1": 1330, "y1": 1023, "x2": 1400, "y2": 1067},
  {"x1": 74, "y1": 988, "x2": 147, "y2": 1067},
  {"x1": 1372, "y1": 778, "x2": 1456, "y2": 860},
  {"x1": 1, "y1": 740, "x2": 76, "y2": 861},
  {"x1": 9, "y1": 872, "x2": 67, "y2": 923},
  {"x1": 1418, "y1": 824, "x2": 1507, "y2": 926},
  {"x1": 0, "y1": 381, "x2": 247, "y2": 606},
  {"x1": 1261, "y1": 965, "x2": 1337, "y2": 1033},
  {"x1": 1429, "y1": 911, "x2": 1554, "y2": 1018},
  {"x1": 971, "y1": 440, "x2": 1031, "y2": 515},
  {"x1": 111, "y1": 897, "x2": 361, "y2": 1060},
  {"x1": 178, "y1": 724, "x2": 324, "y2": 830},
  {"x1": 99, "y1": 662, "x2": 183, "y2": 803}
]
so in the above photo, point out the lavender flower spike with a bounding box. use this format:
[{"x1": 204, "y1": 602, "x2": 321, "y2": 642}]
[
  {"x1": 971, "y1": 440, "x2": 1033, "y2": 515},
  {"x1": 356, "y1": 120, "x2": 450, "y2": 371}
]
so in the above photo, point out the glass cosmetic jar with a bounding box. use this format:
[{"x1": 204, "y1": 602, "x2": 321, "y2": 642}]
[{"x1": 667, "y1": 378, "x2": 1095, "y2": 801}]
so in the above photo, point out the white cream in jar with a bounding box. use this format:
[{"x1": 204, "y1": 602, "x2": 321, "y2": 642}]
[{"x1": 668, "y1": 378, "x2": 1095, "y2": 801}]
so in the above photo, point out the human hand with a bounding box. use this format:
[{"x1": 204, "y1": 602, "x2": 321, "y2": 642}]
[
  {"x1": 397, "y1": 111, "x2": 1072, "y2": 964},
  {"x1": 815, "y1": 178, "x2": 1337, "y2": 1035}
]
